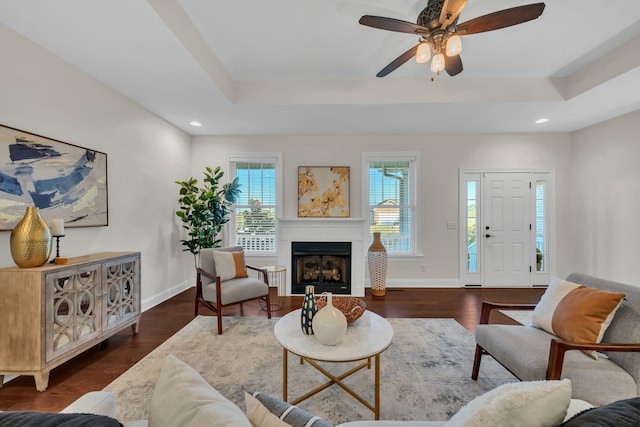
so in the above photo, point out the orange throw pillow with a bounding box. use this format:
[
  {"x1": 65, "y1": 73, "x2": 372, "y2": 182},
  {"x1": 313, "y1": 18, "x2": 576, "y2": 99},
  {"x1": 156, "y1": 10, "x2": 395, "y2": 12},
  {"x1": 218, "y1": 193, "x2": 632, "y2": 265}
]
[{"x1": 532, "y1": 276, "x2": 625, "y2": 358}]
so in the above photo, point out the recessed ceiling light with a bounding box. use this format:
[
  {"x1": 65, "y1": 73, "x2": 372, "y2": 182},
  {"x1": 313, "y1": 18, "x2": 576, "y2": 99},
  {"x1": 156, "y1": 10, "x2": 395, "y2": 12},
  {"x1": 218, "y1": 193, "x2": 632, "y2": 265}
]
[
  {"x1": 190, "y1": 121, "x2": 202, "y2": 127},
  {"x1": 535, "y1": 118, "x2": 549, "y2": 124}
]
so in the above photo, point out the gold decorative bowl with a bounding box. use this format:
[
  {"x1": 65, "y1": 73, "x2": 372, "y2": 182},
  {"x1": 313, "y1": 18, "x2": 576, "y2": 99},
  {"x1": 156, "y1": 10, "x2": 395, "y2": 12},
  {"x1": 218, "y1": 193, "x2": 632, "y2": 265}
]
[{"x1": 315, "y1": 295, "x2": 366, "y2": 324}]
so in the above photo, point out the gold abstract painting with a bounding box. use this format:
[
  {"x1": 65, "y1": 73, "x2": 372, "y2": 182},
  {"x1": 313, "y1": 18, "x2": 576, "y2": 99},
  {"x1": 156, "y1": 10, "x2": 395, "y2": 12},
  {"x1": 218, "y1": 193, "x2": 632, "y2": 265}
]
[{"x1": 298, "y1": 166, "x2": 349, "y2": 217}]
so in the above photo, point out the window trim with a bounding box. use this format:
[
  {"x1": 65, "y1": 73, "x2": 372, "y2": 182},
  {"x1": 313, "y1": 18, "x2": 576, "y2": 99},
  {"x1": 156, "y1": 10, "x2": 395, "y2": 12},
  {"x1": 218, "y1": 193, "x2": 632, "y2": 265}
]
[
  {"x1": 227, "y1": 153, "x2": 283, "y2": 256},
  {"x1": 362, "y1": 152, "x2": 420, "y2": 257}
]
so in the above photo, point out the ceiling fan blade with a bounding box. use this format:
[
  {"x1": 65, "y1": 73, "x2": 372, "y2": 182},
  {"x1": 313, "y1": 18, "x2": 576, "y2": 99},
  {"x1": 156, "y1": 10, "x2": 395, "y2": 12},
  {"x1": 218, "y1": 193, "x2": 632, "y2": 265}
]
[
  {"x1": 439, "y1": 0, "x2": 468, "y2": 28},
  {"x1": 445, "y1": 54, "x2": 463, "y2": 76},
  {"x1": 359, "y1": 15, "x2": 429, "y2": 34},
  {"x1": 376, "y1": 44, "x2": 420, "y2": 77},
  {"x1": 454, "y1": 3, "x2": 545, "y2": 35}
]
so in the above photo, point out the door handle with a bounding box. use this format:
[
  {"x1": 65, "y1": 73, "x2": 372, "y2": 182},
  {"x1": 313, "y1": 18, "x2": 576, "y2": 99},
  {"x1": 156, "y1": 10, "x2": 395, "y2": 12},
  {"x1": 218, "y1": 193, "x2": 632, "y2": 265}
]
[{"x1": 485, "y1": 234, "x2": 494, "y2": 238}]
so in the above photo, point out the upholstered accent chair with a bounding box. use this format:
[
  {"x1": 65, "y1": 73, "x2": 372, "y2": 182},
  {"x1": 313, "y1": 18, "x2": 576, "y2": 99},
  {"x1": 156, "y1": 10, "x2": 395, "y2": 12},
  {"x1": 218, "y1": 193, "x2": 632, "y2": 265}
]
[
  {"x1": 195, "y1": 246, "x2": 271, "y2": 334},
  {"x1": 472, "y1": 273, "x2": 640, "y2": 405}
]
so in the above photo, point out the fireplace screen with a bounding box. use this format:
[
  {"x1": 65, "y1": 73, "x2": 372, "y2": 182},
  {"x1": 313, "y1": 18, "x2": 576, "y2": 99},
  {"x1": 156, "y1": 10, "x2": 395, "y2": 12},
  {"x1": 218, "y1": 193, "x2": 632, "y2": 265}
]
[{"x1": 291, "y1": 241, "x2": 351, "y2": 294}]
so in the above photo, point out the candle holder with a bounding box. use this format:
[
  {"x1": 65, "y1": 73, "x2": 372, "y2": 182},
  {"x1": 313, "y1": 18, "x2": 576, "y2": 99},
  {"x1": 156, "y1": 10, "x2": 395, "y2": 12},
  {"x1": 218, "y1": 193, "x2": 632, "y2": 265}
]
[{"x1": 50, "y1": 234, "x2": 67, "y2": 264}]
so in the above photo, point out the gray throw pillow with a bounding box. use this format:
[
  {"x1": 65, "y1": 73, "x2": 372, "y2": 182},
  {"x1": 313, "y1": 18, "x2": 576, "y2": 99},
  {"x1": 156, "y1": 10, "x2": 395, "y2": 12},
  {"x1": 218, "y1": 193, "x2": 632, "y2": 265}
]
[
  {"x1": 561, "y1": 397, "x2": 640, "y2": 426},
  {"x1": 0, "y1": 411, "x2": 123, "y2": 427},
  {"x1": 245, "y1": 391, "x2": 333, "y2": 427}
]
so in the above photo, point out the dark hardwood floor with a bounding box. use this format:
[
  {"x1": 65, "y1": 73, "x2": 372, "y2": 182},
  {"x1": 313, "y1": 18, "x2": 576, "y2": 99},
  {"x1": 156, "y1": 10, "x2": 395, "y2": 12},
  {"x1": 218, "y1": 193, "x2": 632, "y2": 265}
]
[{"x1": 0, "y1": 286, "x2": 545, "y2": 412}]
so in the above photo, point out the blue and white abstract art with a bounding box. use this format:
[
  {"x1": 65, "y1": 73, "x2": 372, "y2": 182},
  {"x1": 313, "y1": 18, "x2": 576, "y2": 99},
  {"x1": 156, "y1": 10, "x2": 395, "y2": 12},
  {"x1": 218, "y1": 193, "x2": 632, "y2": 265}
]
[{"x1": 0, "y1": 125, "x2": 108, "y2": 230}]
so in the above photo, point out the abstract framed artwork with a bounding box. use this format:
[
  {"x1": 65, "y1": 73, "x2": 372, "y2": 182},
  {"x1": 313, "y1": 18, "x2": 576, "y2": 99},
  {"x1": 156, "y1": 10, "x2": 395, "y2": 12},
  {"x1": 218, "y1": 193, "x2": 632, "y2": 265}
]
[
  {"x1": 298, "y1": 166, "x2": 349, "y2": 217},
  {"x1": 0, "y1": 124, "x2": 108, "y2": 230}
]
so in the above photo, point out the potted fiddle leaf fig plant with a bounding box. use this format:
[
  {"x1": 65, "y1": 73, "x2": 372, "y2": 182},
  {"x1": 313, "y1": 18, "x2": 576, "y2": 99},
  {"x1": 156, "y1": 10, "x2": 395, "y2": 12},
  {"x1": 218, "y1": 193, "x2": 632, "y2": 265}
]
[{"x1": 175, "y1": 166, "x2": 241, "y2": 269}]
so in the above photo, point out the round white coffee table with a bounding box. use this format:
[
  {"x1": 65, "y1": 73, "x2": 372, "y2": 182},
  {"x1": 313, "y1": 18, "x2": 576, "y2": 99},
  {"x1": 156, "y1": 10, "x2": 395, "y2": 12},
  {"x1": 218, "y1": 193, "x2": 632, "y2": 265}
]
[{"x1": 274, "y1": 309, "x2": 393, "y2": 419}]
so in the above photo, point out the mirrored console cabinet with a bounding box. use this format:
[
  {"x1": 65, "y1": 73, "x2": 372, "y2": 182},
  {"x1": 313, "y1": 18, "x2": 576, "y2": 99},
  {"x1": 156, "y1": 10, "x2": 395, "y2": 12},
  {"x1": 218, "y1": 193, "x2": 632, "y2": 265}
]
[{"x1": 0, "y1": 252, "x2": 141, "y2": 391}]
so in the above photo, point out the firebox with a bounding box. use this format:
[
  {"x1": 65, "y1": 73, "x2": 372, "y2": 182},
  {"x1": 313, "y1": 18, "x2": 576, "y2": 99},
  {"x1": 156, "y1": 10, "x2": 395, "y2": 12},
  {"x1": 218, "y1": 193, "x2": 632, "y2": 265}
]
[{"x1": 291, "y1": 241, "x2": 351, "y2": 295}]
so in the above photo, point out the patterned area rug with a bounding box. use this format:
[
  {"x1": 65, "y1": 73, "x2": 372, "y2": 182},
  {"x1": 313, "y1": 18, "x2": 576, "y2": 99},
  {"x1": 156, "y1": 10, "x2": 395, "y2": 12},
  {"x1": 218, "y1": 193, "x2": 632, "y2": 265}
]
[{"x1": 104, "y1": 315, "x2": 516, "y2": 425}]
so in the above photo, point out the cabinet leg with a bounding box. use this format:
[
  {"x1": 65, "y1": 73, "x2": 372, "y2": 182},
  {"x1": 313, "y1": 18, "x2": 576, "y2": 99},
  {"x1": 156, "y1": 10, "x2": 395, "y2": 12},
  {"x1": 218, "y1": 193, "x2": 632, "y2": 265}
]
[
  {"x1": 131, "y1": 322, "x2": 139, "y2": 335},
  {"x1": 34, "y1": 371, "x2": 50, "y2": 392},
  {"x1": 0, "y1": 375, "x2": 4, "y2": 389}
]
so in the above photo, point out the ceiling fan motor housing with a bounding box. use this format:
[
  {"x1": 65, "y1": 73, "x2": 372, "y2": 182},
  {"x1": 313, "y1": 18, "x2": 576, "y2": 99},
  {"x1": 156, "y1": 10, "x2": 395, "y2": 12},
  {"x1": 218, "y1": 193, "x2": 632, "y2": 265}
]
[{"x1": 417, "y1": 0, "x2": 458, "y2": 31}]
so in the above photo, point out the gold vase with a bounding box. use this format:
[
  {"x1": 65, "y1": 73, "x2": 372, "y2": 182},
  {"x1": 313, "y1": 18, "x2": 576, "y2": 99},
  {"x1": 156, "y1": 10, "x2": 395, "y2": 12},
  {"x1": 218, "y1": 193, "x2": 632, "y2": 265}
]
[
  {"x1": 367, "y1": 232, "x2": 387, "y2": 296},
  {"x1": 10, "y1": 207, "x2": 53, "y2": 268}
]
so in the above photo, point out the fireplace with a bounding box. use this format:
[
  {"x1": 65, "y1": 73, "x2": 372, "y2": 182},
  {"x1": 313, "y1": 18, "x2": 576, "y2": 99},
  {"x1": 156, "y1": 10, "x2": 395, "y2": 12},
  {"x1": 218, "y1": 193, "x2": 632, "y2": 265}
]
[{"x1": 291, "y1": 241, "x2": 351, "y2": 295}]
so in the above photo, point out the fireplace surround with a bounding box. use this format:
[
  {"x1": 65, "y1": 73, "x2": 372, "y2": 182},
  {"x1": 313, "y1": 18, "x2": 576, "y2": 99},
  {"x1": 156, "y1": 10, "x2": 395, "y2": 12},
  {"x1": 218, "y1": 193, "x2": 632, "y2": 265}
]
[
  {"x1": 291, "y1": 241, "x2": 351, "y2": 294},
  {"x1": 277, "y1": 218, "x2": 365, "y2": 296}
]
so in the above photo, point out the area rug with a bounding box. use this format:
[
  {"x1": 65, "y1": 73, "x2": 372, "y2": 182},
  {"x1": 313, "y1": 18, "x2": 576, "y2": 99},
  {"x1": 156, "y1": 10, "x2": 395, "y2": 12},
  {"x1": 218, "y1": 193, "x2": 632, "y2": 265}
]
[{"x1": 104, "y1": 315, "x2": 516, "y2": 424}]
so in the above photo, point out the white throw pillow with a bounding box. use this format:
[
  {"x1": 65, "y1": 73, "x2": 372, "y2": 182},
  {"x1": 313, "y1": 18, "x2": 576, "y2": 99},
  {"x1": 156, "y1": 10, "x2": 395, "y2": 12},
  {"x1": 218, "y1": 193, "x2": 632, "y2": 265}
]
[
  {"x1": 213, "y1": 250, "x2": 249, "y2": 281},
  {"x1": 445, "y1": 379, "x2": 572, "y2": 427},
  {"x1": 148, "y1": 354, "x2": 252, "y2": 427}
]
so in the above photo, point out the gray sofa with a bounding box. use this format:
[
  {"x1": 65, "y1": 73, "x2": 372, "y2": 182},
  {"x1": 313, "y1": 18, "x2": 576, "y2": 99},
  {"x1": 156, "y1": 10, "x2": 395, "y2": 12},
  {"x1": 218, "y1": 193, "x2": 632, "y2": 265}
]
[{"x1": 472, "y1": 273, "x2": 640, "y2": 405}]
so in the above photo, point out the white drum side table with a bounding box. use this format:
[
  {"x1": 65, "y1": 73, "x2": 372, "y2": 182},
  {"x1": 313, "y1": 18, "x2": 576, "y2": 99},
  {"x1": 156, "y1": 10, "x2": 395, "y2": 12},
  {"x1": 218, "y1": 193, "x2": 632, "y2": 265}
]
[
  {"x1": 273, "y1": 309, "x2": 393, "y2": 419},
  {"x1": 262, "y1": 265, "x2": 286, "y2": 311}
]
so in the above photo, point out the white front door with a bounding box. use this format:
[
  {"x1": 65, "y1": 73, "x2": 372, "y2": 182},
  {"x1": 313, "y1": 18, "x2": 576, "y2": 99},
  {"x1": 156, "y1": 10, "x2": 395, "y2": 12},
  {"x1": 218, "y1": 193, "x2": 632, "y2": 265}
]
[{"x1": 482, "y1": 172, "x2": 531, "y2": 286}]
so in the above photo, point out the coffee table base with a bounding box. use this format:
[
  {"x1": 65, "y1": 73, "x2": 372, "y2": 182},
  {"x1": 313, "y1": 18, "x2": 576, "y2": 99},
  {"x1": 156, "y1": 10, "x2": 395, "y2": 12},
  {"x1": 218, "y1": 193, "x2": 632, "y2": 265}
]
[{"x1": 282, "y1": 348, "x2": 381, "y2": 420}]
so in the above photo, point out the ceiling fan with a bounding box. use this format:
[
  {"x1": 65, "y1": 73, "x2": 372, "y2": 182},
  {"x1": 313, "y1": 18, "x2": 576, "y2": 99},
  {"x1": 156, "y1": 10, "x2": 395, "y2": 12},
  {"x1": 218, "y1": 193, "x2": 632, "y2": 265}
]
[{"x1": 359, "y1": 0, "x2": 545, "y2": 77}]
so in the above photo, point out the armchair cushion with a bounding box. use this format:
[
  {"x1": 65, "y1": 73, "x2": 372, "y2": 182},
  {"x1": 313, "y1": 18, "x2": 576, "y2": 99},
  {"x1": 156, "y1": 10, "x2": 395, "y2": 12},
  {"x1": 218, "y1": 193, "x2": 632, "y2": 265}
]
[
  {"x1": 531, "y1": 276, "x2": 624, "y2": 358},
  {"x1": 213, "y1": 250, "x2": 248, "y2": 281},
  {"x1": 202, "y1": 277, "x2": 269, "y2": 306}
]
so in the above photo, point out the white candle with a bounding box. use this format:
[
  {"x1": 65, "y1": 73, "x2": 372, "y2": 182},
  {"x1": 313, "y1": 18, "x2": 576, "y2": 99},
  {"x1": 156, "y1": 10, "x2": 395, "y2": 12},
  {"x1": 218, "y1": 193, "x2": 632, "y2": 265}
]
[{"x1": 51, "y1": 218, "x2": 65, "y2": 236}]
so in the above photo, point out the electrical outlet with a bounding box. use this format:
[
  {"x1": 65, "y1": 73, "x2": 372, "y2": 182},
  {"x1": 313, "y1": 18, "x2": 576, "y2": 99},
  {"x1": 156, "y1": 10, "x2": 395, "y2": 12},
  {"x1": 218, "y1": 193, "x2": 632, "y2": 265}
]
[{"x1": 447, "y1": 222, "x2": 457, "y2": 230}]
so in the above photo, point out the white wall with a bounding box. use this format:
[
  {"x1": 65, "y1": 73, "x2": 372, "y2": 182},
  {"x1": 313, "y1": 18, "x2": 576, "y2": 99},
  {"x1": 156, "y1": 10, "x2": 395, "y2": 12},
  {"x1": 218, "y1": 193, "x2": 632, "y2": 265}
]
[
  {"x1": 192, "y1": 133, "x2": 573, "y2": 285},
  {"x1": 4, "y1": 18, "x2": 635, "y2": 297},
  {"x1": 569, "y1": 110, "x2": 640, "y2": 285},
  {"x1": 0, "y1": 24, "x2": 194, "y2": 307}
]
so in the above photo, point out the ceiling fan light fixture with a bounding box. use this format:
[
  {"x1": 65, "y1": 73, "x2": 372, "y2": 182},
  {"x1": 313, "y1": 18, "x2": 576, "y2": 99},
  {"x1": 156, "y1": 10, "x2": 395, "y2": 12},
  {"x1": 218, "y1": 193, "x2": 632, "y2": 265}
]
[
  {"x1": 431, "y1": 53, "x2": 445, "y2": 73},
  {"x1": 416, "y1": 43, "x2": 432, "y2": 64},
  {"x1": 445, "y1": 35, "x2": 462, "y2": 56}
]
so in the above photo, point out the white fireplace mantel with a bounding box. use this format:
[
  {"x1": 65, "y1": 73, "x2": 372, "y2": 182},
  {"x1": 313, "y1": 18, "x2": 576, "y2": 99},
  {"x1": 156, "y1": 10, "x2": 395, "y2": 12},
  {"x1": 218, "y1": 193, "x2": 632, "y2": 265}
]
[{"x1": 278, "y1": 218, "x2": 366, "y2": 296}]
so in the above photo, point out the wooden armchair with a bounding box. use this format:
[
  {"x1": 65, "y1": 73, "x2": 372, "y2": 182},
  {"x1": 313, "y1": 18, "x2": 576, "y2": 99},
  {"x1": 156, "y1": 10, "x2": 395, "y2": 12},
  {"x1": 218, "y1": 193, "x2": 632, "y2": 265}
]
[
  {"x1": 471, "y1": 273, "x2": 640, "y2": 405},
  {"x1": 472, "y1": 302, "x2": 640, "y2": 381},
  {"x1": 195, "y1": 247, "x2": 271, "y2": 334}
]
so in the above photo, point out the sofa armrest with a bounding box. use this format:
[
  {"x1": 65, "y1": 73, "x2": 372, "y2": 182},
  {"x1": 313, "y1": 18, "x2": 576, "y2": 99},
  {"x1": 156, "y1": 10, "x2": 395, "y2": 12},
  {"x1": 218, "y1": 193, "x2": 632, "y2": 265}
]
[
  {"x1": 478, "y1": 301, "x2": 537, "y2": 324},
  {"x1": 547, "y1": 339, "x2": 640, "y2": 379},
  {"x1": 59, "y1": 391, "x2": 116, "y2": 417}
]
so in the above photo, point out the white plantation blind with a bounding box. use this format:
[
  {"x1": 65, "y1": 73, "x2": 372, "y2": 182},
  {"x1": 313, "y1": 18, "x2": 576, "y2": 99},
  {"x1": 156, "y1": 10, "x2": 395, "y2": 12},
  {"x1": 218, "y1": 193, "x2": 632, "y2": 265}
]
[
  {"x1": 229, "y1": 155, "x2": 280, "y2": 253},
  {"x1": 366, "y1": 154, "x2": 417, "y2": 254}
]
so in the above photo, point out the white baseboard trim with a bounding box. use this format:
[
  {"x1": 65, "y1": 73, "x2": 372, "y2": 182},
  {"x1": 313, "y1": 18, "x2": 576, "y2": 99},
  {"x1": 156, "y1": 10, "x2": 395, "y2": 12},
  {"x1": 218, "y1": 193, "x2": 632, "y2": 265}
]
[
  {"x1": 141, "y1": 279, "x2": 194, "y2": 312},
  {"x1": 366, "y1": 278, "x2": 462, "y2": 288}
]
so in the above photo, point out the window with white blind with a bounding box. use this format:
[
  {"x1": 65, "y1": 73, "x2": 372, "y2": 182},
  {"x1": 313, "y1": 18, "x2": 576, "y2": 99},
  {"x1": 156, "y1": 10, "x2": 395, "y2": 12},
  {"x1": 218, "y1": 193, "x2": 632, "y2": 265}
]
[
  {"x1": 228, "y1": 154, "x2": 282, "y2": 254},
  {"x1": 364, "y1": 153, "x2": 418, "y2": 255}
]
